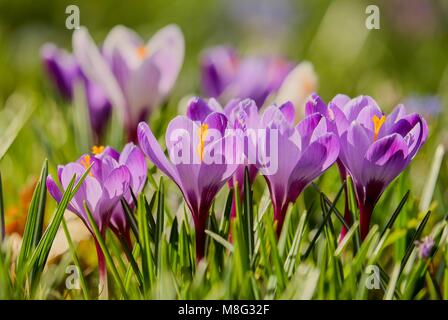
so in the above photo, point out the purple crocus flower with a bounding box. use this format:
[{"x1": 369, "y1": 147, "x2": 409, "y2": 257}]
[
  {"x1": 73, "y1": 25, "x2": 184, "y2": 142},
  {"x1": 46, "y1": 146, "x2": 132, "y2": 297},
  {"x1": 137, "y1": 108, "x2": 239, "y2": 260},
  {"x1": 41, "y1": 43, "x2": 112, "y2": 141},
  {"x1": 331, "y1": 96, "x2": 428, "y2": 239},
  {"x1": 94, "y1": 144, "x2": 148, "y2": 244},
  {"x1": 201, "y1": 46, "x2": 293, "y2": 107},
  {"x1": 186, "y1": 97, "x2": 260, "y2": 219},
  {"x1": 415, "y1": 236, "x2": 435, "y2": 259},
  {"x1": 305, "y1": 93, "x2": 351, "y2": 239},
  {"x1": 258, "y1": 102, "x2": 340, "y2": 236}
]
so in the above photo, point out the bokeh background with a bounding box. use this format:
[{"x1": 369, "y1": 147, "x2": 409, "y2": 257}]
[{"x1": 0, "y1": 0, "x2": 447, "y2": 234}]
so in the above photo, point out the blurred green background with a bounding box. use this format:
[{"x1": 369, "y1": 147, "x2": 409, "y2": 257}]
[{"x1": 0, "y1": 0, "x2": 447, "y2": 229}]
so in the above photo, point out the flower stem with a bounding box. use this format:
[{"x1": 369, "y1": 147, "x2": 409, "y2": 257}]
[
  {"x1": 359, "y1": 202, "x2": 373, "y2": 241},
  {"x1": 274, "y1": 206, "x2": 287, "y2": 238},
  {"x1": 195, "y1": 226, "x2": 205, "y2": 261},
  {"x1": 338, "y1": 182, "x2": 351, "y2": 241},
  {"x1": 95, "y1": 240, "x2": 108, "y2": 300}
]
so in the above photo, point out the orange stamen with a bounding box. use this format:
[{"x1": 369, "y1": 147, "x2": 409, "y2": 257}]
[
  {"x1": 80, "y1": 155, "x2": 93, "y2": 176},
  {"x1": 136, "y1": 46, "x2": 148, "y2": 59},
  {"x1": 92, "y1": 145, "x2": 105, "y2": 155},
  {"x1": 372, "y1": 114, "x2": 386, "y2": 141},
  {"x1": 196, "y1": 124, "x2": 209, "y2": 161}
]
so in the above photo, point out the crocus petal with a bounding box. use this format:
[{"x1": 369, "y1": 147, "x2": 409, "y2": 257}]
[
  {"x1": 296, "y1": 113, "x2": 324, "y2": 140},
  {"x1": 186, "y1": 97, "x2": 216, "y2": 122},
  {"x1": 121, "y1": 55, "x2": 161, "y2": 125},
  {"x1": 279, "y1": 101, "x2": 295, "y2": 125},
  {"x1": 46, "y1": 175, "x2": 63, "y2": 203},
  {"x1": 147, "y1": 24, "x2": 185, "y2": 96},
  {"x1": 305, "y1": 93, "x2": 328, "y2": 117},
  {"x1": 73, "y1": 27, "x2": 126, "y2": 120},
  {"x1": 119, "y1": 143, "x2": 147, "y2": 193},
  {"x1": 339, "y1": 122, "x2": 371, "y2": 182},
  {"x1": 405, "y1": 116, "x2": 428, "y2": 160},
  {"x1": 330, "y1": 94, "x2": 350, "y2": 109},
  {"x1": 103, "y1": 166, "x2": 131, "y2": 202},
  {"x1": 361, "y1": 133, "x2": 409, "y2": 190},
  {"x1": 203, "y1": 112, "x2": 228, "y2": 135},
  {"x1": 41, "y1": 43, "x2": 79, "y2": 99},
  {"x1": 288, "y1": 133, "x2": 339, "y2": 201},
  {"x1": 165, "y1": 115, "x2": 196, "y2": 162},
  {"x1": 262, "y1": 105, "x2": 293, "y2": 134},
  {"x1": 103, "y1": 25, "x2": 143, "y2": 60},
  {"x1": 200, "y1": 46, "x2": 238, "y2": 98},
  {"x1": 355, "y1": 102, "x2": 384, "y2": 134},
  {"x1": 138, "y1": 122, "x2": 179, "y2": 182},
  {"x1": 344, "y1": 95, "x2": 380, "y2": 123}
]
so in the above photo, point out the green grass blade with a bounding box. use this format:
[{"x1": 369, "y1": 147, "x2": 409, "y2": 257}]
[
  {"x1": 380, "y1": 190, "x2": 410, "y2": 238},
  {"x1": 243, "y1": 167, "x2": 254, "y2": 260},
  {"x1": 120, "y1": 198, "x2": 140, "y2": 242},
  {"x1": 0, "y1": 95, "x2": 34, "y2": 160},
  {"x1": 17, "y1": 160, "x2": 48, "y2": 273},
  {"x1": 205, "y1": 229, "x2": 234, "y2": 252},
  {"x1": 155, "y1": 178, "x2": 164, "y2": 270},
  {"x1": 399, "y1": 210, "x2": 431, "y2": 274},
  {"x1": 0, "y1": 171, "x2": 5, "y2": 242},
  {"x1": 117, "y1": 233, "x2": 143, "y2": 288},
  {"x1": 420, "y1": 144, "x2": 444, "y2": 212},
  {"x1": 27, "y1": 163, "x2": 92, "y2": 279},
  {"x1": 138, "y1": 193, "x2": 155, "y2": 295}
]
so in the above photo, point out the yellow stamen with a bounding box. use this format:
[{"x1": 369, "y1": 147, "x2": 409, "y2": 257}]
[
  {"x1": 92, "y1": 145, "x2": 105, "y2": 155},
  {"x1": 80, "y1": 155, "x2": 93, "y2": 176},
  {"x1": 372, "y1": 114, "x2": 386, "y2": 141},
  {"x1": 136, "y1": 46, "x2": 148, "y2": 59},
  {"x1": 196, "y1": 124, "x2": 209, "y2": 162}
]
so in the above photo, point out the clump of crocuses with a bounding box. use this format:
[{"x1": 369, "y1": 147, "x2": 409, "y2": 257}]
[
  {"x1": 46, "y1": 143, "x2": 146, "y2": 298},
  {"x1": 308, "y1": 94, "x2": 428, "y2": 240}
]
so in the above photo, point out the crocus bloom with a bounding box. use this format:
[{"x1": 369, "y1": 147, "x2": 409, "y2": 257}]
[
  {"x1": 41, "y1": 43, "x2": 112, "y2": 141},
  {"x1": 258, "y1": 102, "x2": 340, "y2": 235},
  {"x1": 73, "y1": 25, "x2": 184, "y2": 142},
  {"x1": 415, "y1": 236, "x2": 434, "y2": 259},
  {"x1": 46, "y1": 146, "x2": 132, "y2": 297},
  {"x1": 200, "y1": 46, "x2": 293, "y2": 107},
  {"x1": 186, "y1": 97, "x2": 260, "y2": 218},
  {"x1": 93, "y1": 144, "x2": 148, "y2": 243},
  {"x1": 333, "y1": 96, "x2": 428, "y2": 239},
  {"x1": 138, "y1": 109, "x2": 239, "y2": 259},
  {"x1": 305, "y1": 93, "x2": 351, "y2": 239}
]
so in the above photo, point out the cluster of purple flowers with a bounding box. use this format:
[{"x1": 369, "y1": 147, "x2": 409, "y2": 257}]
[{"x1": 43, "y1": 25, "x2": 428, "y2": 267}]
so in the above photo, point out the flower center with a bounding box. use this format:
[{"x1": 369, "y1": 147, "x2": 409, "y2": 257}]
[
  {"x1": 196, "y1": 124, "x2": 209, "y2": 162},
  {"x1": 372, "y1": 114, "x2": 386, "y2": 141},
  {"x1": 80, "y1": 155, "x2": 93, "y2": 176},
  {"x1": 136, "y1": 46, "x2": 148, "y2": 59},
  {"x1": 91, "y1": 145, "x2": 105, "y2": 155}
]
